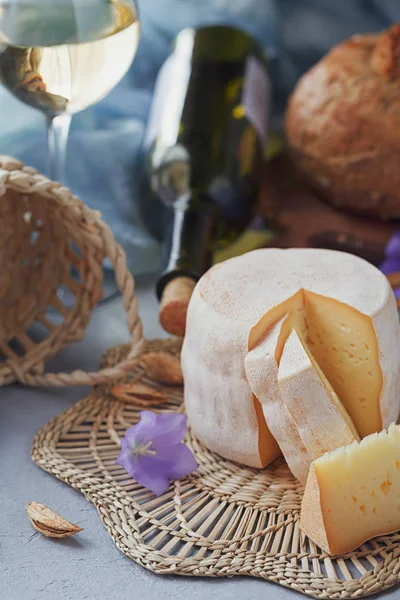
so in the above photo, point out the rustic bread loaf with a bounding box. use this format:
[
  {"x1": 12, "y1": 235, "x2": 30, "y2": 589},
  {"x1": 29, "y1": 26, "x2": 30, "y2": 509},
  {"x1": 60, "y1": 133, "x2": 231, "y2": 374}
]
[{"x1": 285, "y1": 24, "x2": 400, "y2": 221}]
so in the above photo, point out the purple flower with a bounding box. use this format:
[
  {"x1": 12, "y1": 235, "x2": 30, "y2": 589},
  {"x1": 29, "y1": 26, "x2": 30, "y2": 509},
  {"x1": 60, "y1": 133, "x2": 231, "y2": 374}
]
[
  {"x1": 116, "y1": 411, "x2": 198, "y2": 496},
  {"x1": 380, "y1": 231, "x2": 400, "y2": 297},
  {"x1": 381, "y1": 231, "x2": 400, "y2": 275}
]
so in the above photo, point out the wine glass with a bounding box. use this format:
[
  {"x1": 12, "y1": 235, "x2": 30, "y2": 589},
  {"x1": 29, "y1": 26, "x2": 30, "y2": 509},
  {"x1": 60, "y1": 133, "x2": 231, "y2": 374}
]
[{"x1": 0, "y1": 0, "x2": 140, "y2": 183}]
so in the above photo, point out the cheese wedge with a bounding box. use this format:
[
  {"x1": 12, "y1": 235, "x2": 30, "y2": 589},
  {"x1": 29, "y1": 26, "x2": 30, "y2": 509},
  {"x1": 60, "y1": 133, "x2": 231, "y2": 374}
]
[
  {"x1": 245, "y1": 318, "x2": 310, "y2": 482},
  {"x1": 278, "y1": 329, "x2": 360, "y2": 462},
  {"x1": 250, "y1": 287, "x2": 397, "y2": 440},
  {"x1": 303, "y1": 291, "x2": 384, "y2": 438},
  {"x1": 182, "y1": 248, "x2": 400, "y2": 469},
  {"x1": 301, "y1": 423, "x2": 400, "y2": 555}
]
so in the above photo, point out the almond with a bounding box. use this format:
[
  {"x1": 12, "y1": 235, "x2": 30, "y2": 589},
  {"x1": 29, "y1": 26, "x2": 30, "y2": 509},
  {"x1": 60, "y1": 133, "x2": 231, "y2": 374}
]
[
  {"x1": 27, "y1": 502, "x2": 82, "y2": 538},
  {"x1": 141, "y1": 352, "x2": 183, "y2": 386},
  {"x1": 111, "y1": 382, "x2": 168, "y2": 406}
]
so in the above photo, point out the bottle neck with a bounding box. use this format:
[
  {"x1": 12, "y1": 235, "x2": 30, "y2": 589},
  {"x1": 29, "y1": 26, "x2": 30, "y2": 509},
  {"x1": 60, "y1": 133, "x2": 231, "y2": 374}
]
[{"x1": 156, "y1": 194, "x2": 215, "y2": 299}]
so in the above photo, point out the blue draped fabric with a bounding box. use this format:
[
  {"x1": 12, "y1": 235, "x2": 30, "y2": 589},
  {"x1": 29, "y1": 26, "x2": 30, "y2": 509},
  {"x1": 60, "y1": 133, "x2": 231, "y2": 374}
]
[{"x1": 0, "y1": 0, "x2": 399, "y2": 275}]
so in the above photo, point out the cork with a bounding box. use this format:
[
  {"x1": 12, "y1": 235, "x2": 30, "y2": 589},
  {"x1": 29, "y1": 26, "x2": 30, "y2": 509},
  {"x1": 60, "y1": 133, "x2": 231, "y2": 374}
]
[{"x1": 159, "y1": 276, "x2": 196, "y2": 337}]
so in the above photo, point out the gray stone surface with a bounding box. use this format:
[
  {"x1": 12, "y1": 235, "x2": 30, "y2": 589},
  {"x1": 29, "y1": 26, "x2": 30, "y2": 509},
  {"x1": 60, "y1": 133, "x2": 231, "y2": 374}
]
[{"x1": 0, "y1": 276, "x2": 396, "y2": 600}]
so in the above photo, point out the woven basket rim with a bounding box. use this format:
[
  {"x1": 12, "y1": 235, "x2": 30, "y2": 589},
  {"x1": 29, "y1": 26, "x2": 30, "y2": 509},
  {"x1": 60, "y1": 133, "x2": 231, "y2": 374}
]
[{"x1": 0, "y1": 155, "x2": 144, "y2": 387}]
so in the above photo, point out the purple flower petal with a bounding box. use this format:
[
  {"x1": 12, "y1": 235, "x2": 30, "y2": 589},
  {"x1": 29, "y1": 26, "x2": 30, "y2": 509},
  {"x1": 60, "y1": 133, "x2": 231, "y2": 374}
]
[
  {"x1": 116, "y1": 446, "x2": 137, "y2": 473},
  {"x1": 122, "y1": 411, "x2": 156, "y2": 447},
  {"x1": 380, "y1": 258, "x2": 400, "y2": 275},
  {"x1": 149, "y1": 413, "x2": 188, "y2": 450},
  {"x1": 386, "y1": 231, "x2": 400, "y2": 259},
  {"x1": 118, "y1": 436, "x2": 135, "y2": 462},
  {"x1": 121, "y1": 453, "x2": 171, "y2": 496},
  {"x1": 162, "y1": 443, "x2": 199, "y2": 480},
  {"x1": 122, "y1": 412, "x2": 188, "y2": 450},
  {"x1": 394, "y1": 287, "x2": 400, "y2": 299},
  {"x1": 116, "y1": 411, "x2": 198, "y2": 497},
  {"x1": 380, "y1": 230, "x2": 400, "y2": 275}
]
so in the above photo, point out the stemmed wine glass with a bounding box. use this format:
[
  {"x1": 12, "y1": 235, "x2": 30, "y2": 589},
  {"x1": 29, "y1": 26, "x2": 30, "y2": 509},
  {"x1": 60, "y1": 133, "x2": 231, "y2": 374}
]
[{"x1": 0, "y1": 0, "x2": 140, "y2": 183}]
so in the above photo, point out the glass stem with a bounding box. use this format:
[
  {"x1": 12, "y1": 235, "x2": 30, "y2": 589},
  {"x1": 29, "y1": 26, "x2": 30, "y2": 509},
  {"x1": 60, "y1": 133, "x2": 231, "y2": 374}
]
[{"x1": 47, "y1": 113, "x2": 72, "y2": 184}]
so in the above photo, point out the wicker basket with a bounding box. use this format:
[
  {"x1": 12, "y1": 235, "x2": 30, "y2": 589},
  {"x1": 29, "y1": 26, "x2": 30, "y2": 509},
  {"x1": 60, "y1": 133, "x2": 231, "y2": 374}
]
[{"x1": 0, "y1": 155, "x2": 144, "y2": 387}]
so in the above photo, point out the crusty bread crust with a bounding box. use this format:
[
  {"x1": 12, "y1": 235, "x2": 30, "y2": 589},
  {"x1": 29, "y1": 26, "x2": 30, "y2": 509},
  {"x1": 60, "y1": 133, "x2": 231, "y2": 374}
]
[{"x1": 285, "y1": 25, "x2": 400, "y2": 221}]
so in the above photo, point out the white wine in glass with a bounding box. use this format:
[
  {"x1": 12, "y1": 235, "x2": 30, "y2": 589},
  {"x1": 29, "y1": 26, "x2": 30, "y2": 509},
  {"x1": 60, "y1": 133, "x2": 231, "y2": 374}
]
[{"x1": 0, "y1": 0, "x2": 140, "y2": 182}]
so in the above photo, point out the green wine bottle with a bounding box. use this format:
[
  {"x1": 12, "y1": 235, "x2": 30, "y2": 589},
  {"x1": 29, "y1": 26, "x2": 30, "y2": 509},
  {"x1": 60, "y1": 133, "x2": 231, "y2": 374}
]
[{"x1": 140, "y1": 25, "x2": 271, "y2": 334}]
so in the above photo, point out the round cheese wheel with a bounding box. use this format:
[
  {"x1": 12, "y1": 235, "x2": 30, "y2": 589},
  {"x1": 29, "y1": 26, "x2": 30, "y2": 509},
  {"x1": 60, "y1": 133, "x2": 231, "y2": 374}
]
[{"x1": 181, "y1": 248, "x2": 400, "y2": 472}]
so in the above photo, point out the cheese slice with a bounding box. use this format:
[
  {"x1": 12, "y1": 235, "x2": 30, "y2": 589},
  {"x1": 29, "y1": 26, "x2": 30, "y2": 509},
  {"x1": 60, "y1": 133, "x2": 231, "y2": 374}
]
[
  {"x1": 182, "y1": 248, "x2": 400, "y2": 469},
  {"x1": 245, "y1": 317, "x2": 310, "y2": 482},
  {"x1": 301, "y1": 423, "x2": 400, "y2": 555},
  {"x1": 278, "y1": 329, "x2": 360, "y2": 461}
]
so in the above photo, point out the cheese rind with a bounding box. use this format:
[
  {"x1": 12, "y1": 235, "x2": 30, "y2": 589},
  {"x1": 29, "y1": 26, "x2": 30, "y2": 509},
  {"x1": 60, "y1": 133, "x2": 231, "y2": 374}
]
[
  {"x1": 245, "y1": 318, "x2": 310, "y2": 482},
  {"x1": 301, "y1": 423, "x2": 400, "y2": 555},
  {"x1": 181, "y1": 283, "x2": 280, "y2": 468},
  {"x1": 278, "y1": 329, "x2": 360, "y2": 461},
  {"x1": 182, "y1": 248, "x2": 400, "y2": 469}
]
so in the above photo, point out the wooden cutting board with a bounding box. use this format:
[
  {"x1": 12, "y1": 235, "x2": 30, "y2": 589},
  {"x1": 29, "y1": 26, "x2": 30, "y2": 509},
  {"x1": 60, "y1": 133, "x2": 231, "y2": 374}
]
[{"x1": 258, "y1": 154, "x2": 398, "y2": 266}]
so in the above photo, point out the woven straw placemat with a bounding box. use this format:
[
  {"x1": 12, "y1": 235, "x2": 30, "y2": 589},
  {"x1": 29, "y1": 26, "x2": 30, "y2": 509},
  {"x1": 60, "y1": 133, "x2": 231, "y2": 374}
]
[{"x1": 31, "y1": 339, "x2": 400, "y2": 598}]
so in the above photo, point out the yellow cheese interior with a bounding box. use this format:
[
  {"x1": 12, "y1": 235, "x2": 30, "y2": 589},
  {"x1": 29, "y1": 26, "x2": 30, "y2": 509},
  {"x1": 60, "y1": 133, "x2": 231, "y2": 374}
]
[
  {"x1": 301, "y1": 343, "x2": 360, "y2": 443},
  {"x1": 313, "y1": 424, "x2": 400, "y2": 555},
  {"x1": 249, "y1": 290, "x2": 304, "y2": 350},
  {"x1": 303, "y1": 291, "x2": 383, "y2": 437},
  {"x1": 279, "y1": 328, "x2": 360, "y2": 446},
  {"x1": 248, "y1": 289, "x2": 383, "y2": 441}
]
